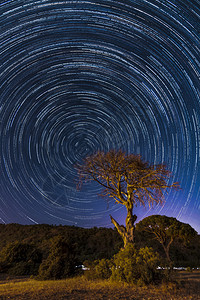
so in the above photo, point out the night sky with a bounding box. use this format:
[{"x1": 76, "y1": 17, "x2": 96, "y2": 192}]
[{"x1": 0, "y1": 0, "x2": 200, "y2": 233}]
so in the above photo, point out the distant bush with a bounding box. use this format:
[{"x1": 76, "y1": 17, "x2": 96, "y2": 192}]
[
  {"x1": 84, "y1": 258, "x2": 113, "y2": 280},
  {"x1": 37, "y1": 236, "x2": 78, "y2": 280},
  {"x1": 186, "y1": 266, "x2": 193, "y2": 272},
  {"x1": 111, "y1": 244, "x2": 161, "y2": 285},
  {"x1": 0, "y1": 241, "x2": 42, "y2": 275},
  {"x1": 95, "y1": 258, "x2": 113, "y2": 279}
]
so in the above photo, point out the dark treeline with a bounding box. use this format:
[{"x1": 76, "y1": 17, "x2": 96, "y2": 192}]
[
  {"x1": 0, "y1": 223, "x2": 123, "y2": 262},
  {"x1": 0, "y1": 223, "x2": 123, "y2": 279},
  {"x1": 0, "y1": 223, "x2": 199, "y2": 279}
]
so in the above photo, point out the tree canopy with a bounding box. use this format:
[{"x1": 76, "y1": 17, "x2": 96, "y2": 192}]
[
  {"x1": 136, "y1": 215, "x2": 197, "y2": 263},
  {"x1": 77, "y1": 150, "x2": 179, "y2": 247}
]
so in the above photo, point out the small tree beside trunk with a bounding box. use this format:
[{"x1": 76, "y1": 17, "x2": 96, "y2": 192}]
[{"x1": 136, "y1": 215, "x2": 197, "y2": 264}]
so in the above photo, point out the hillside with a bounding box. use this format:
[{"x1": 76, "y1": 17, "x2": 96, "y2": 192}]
[
  {"x1": 0, "y1": 223, "x2": 123, "y2": 262},
  {"x1": 0, "y1": 223, "x2": 199, "y2": 268}
]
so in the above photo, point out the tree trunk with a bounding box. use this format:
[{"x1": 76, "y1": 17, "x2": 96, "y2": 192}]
[
  {"x1": 110, "y1": 215, "x2": 127, "y2": 247},
  {"x1": 163, "y1": 245, "x2": 171, "y2": 263},
  {"x1": 125, "y1": 202, "x2": 137, "y2": 245},
  {"x1": 161, "y1": 240, "x2": 173, "y2": 264},
  {"x1": 110, "y1": 204, "x2": 137, "y2": 248}
]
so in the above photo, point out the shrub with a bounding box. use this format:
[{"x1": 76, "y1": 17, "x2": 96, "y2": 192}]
[
  {"x1": 186, "y1": 266, "x2": 193, "y2": 272},
  {"x1": 95, "y1": 258, "x2": 113, "y2": 279},
  {"x1": 37, "y1": 236, "x2": 78, "y2": 280},
  {"x1": 84, "y1": 258, "x2": 113, "y2": 280},
  {"x1": 111, "y1": 244, "x2": 161, "y2": 285}
]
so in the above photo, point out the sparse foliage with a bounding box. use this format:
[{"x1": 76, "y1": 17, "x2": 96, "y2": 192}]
[{"x1": 77, "y1": 150, "x2": 179, "y2": 247}]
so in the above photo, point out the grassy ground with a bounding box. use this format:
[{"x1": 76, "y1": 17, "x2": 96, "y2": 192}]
[{"x1": 0, "y1": 271, "x2": 200, "y2": 299}]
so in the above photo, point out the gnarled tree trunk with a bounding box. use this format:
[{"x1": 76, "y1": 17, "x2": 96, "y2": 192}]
[{"x1": 110, "y1": 203, "x2": 137, "y2": 248}]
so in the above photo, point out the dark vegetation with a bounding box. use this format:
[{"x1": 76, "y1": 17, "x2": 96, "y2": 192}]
[
  {"x1": 0, "y1": 220, "x2": 199, "y2": 283},
  {"x1": 0, "y1": 223, "x2": 122, "y2": 279},
  {"x1": 136, "y1": 215, "x2": 197, "y2": 265}
]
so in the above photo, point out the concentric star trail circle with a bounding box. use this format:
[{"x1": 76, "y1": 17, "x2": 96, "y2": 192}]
[{"x1": 0, "y1": 0, "x2": 200, "y2": 231}]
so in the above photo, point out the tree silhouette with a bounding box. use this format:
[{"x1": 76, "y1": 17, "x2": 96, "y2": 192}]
[
  {"x1": 136, "y1": 215, "x2": 197, "y2": 263},
  {"x1": 77, "y1": 150, "x2": 179, "y2": 247}
]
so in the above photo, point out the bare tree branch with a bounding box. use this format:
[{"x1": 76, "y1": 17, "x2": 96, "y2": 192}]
[{"x1": 76, "y1": 149, "x2": 179, "y2": 247}]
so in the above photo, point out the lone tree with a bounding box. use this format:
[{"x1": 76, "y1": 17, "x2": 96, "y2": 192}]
[
  {"x1": 136, "y1": 215, "x2": 197, "y2": 263},
  {"x1": 77, "y1": 150, "x2": 179, "y2": 247}
]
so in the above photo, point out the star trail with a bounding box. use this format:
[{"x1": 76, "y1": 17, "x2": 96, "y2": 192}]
[{"x1": 0, "y1": 0, "x2": 200, "y2": 232}]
